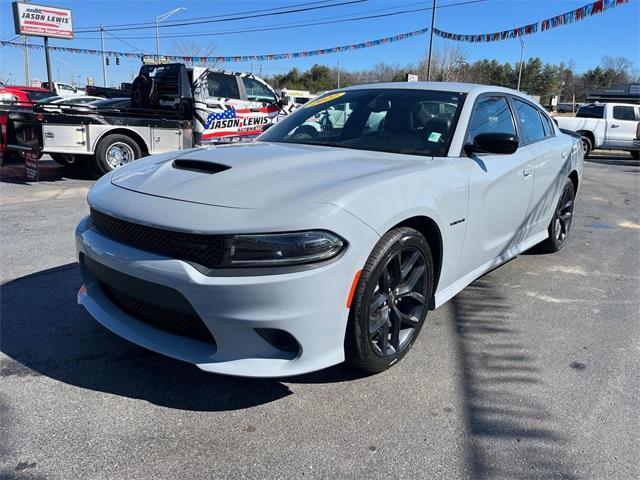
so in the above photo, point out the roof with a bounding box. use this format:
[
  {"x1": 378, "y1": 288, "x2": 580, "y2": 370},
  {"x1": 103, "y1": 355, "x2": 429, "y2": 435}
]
[{"x1": 341, "y1": 81, "x2": 524, "y2": 95}]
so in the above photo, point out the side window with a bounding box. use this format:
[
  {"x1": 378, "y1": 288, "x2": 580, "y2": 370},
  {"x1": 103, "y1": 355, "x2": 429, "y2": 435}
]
[
  {"x1": 613, "y1": 106, "x2": 636, "y2": 121},
  {"x1": 242, "y1": 77, "x2": 276, "y2": 103},
  {"x1": 206, "y1": 72, "x2": 240, "y2": 99},
  {"x1": 513, "y1": 99, "x2": 545, "y2": 143},
  {"x1": 540, "y1": 111, "x2": 555, "y2": 137},
  {"x1": 466, "y1": 96, "x2": 516, "y2": 144}
]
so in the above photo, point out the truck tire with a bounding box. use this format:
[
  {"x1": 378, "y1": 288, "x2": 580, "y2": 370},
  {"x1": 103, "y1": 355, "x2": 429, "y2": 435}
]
[
  {"x1": 630, "y1": 151, "x2": 640, "y2": 160},
  {"x1": 94, "y1": 134, "x2": 142, "y2": 175},
  {"x1": 580, "y1": 135, "x2": 592, "y2": 158},
  {"x1": 50, "y1": 153, "x2": 78, "y2": 167}
]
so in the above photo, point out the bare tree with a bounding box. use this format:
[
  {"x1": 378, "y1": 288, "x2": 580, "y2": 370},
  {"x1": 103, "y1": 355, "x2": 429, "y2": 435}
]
[
  {"x1": 172, "y1": 41, "x2": 219, "y2": 68},
  {"x1": 417, "y1": 43, "x2": 469, "y2": 82}
]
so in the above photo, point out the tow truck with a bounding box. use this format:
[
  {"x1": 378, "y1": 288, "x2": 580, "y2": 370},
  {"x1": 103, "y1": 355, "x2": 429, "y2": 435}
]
[{"x1": 3, "y1": 63, "x2": 283, "y2": 174}]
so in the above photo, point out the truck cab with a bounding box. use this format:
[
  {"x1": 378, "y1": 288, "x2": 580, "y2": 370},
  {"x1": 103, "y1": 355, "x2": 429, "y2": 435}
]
[{"x1": 41, "y1": 82, "x2": 86, "y2": 97}]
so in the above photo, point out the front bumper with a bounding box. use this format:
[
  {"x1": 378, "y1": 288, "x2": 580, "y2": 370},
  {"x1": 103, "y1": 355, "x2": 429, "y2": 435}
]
[{"x1": 76, "y1": 207, "x2": 377, "y2": 378}]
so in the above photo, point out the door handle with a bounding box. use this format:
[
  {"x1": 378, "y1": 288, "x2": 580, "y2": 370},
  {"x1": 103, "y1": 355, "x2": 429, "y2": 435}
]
[
  {"x1": 611, "y1": 124, "x2": 620, "y2": 128},
  {"x1": 523, "y1": 166, "x2": 532, "y2": 177}
]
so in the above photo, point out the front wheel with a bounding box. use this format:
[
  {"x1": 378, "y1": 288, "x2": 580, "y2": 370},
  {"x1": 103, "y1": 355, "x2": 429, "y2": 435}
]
[
  {"x1": 94, "y1": 134, "x2": 142, "y2": 175},
  {"x1": 537, "y1": 179, "x2": 575, "y2": 253},
  {"x1": 345, "y1": 227, "x2": 433, "y2": 373}
]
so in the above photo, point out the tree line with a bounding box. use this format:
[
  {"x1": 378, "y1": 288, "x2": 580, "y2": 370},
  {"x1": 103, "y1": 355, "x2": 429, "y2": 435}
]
[{"x1": 265, "y1": 48, "x2": 638, "y2": 103}]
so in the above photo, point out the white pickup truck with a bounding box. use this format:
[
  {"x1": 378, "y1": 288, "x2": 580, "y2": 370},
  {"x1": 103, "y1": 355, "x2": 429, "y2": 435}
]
[{"x1": 555, "y1": 103, "x2": 640, "y2": 158}]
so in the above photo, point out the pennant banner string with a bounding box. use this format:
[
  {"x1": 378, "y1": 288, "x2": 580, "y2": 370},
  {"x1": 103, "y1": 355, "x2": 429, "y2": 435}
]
[
  {"x1": 0, "y1": 28, "x2": 429, "y2": 63},
  {"x1": 433, "y1": 0, "x2": 629, "y2": 43}
]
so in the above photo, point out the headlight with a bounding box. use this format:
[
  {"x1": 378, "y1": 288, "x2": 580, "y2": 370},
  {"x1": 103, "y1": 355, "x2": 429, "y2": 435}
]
[{"x1": 220, "y1": 231, "x2": 346, "y2": 267}]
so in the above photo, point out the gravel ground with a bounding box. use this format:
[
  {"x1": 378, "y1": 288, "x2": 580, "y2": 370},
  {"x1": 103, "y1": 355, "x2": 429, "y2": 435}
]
[{"x1": 1, "y1": 154, "x2": 639, "y2": 479}]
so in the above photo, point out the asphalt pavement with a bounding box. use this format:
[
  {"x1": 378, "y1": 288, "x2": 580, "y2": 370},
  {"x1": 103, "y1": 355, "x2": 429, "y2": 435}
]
[{"x1": 1, "y1": 154, "x2": 639, "y2": 479}]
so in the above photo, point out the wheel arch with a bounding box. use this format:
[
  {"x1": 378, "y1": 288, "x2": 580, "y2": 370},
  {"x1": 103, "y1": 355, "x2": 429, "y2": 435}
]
[
  {"x1": 93, "y1": 128, "x2": 149, "y2": 155},
  {"x1": 569, "y1": 170, "x2": 579, "y2": 194},
  {"x1": 577, "y1": 129, "x2": 595, "y2": 147},
  {"x1": 390, "y1": 215, "x2": 443, "y2": 309}
]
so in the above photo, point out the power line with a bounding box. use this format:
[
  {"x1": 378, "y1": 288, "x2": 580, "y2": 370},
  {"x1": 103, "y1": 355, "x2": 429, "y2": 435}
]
[
  {"x1": 73, "y1": 0, "x2": 488, "y2": 40},
  {"x1": 76, "y1": 0, "x2": 336, "y2": 31},
  {"x1": 104, "y1": 31, "x2": 143, "y2": 53},
  {"x1": 76, "y1": 0, "x2": 369, "y2": 33}
]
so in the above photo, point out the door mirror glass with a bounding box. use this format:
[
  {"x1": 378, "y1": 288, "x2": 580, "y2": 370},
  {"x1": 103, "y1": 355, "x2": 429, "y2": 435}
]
[{"x1": 465, "y1": 132, "x2": 519, "y2": 155}]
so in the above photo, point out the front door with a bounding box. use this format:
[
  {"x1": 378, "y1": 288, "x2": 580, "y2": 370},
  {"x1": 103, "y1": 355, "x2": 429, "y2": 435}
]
[{"x1": 461, "y1": 95, "x2": 534, "y2": 273}]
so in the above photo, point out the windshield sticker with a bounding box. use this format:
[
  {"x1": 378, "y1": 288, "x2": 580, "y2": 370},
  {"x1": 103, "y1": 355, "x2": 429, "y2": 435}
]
[
  {"x1": 428, "y1": 132, "x2": 442, "y2": 142},
  {"x1": 303, "y1": 92, "x2": 345, "y2": 108}
]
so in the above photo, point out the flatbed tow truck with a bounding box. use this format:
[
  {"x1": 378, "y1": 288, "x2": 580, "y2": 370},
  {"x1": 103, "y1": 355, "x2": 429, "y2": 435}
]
[{"x1": 2, "y1": 63, "x2": 283, "y2": 175}]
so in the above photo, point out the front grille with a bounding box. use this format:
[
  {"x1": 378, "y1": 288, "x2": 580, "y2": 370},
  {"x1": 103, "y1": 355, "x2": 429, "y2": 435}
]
[
  {"x1": 102, "y1": 284, "x2": 215, "y2": 344},
  {"x1": 91, "y1": 208, "x2": 224, "y2": 269}
]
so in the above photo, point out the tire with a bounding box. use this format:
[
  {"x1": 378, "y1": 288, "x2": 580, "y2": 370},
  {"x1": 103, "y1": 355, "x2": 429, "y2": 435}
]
[
  {"x1": 94, "y1": 134, "x2": 142, "y2": 175},
  {"x1": 630, "y1": 151, "x2": 640, "y2": 160},
  {"x1": 50, "y1": 153, "x2": 78, "y2": 167},
  {"x1": 537, "y1": 179, "x2": 575, "y2": 253},
  {"x1": 580, "y1": 135, "x2": 592, "y2": 158},
  {"x1": 345, "y1": 227, "x2": 434, "y2": 373}
]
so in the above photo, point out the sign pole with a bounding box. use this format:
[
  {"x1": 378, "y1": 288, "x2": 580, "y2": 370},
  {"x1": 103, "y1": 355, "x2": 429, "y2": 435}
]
[{"x1": 43, "y1": 36, "x2": 54, "y2": 91}]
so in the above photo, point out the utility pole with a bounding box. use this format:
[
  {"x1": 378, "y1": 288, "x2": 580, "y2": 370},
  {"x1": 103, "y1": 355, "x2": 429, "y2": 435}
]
[
  {"x1": 23, "y1": 35, "x2": 30, "y2": 85},
  {"x1": 337, "y1": 60, "x2": 340, "y2": 88},
  {"x1": 100, "y1": 24, "x2": 107, "y2": 87},
  {"x1": 426, "y1": 0, "x2": 437, "y2": 81},
  {"x1": 517, "y1": 33, "x2": 524, "y2": 91}
]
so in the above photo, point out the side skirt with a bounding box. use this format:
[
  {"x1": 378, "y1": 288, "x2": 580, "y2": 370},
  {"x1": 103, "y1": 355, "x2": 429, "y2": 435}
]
[{"x1": 433, "y1": 229, "x2": 549, "y2": 308}]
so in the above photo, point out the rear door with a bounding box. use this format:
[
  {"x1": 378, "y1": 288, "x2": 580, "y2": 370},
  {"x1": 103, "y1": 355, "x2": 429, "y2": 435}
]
[
  {"x1": 462, "y1": 95, "x2": 534, "y2": 272},
  {"x1": 605, "y1": 105, "x2": 639, "y2": 149},
  {"x1": 511, "y1": 97, "x2": 567, "y2": 237}
]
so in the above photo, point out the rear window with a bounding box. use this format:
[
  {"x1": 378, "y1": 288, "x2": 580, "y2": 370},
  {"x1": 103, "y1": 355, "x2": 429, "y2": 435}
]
[
  {"x1": 612, "y1": 106, "x2": 637, "y2": 121},
  {"x1": 576, "y1": 105, "x2": 604, "y2": 119},
  {"x1": 27, "y1": 90, "x2": 56, "y2": 101},
  {"x1": 207, "y1": 72, "x2": 240, "y2": 99}
]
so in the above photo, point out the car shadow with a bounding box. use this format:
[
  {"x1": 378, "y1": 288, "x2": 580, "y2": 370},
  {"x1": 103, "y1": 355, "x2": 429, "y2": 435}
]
[
  {"x1": 450, "y1": 274, "x2": 577, "y2": 479},
  {"x1": 0, "y1": 263, "x2": 369, "y2": 412}
]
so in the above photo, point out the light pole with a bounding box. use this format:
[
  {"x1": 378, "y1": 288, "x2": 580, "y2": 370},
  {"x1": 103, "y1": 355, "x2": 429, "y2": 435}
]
[
  {"x1": 155, "y1": 7, "x2": 186, "y2": 62},
  {"x1": 54, "y1": 57, "x2": 73, "y2": 84}
]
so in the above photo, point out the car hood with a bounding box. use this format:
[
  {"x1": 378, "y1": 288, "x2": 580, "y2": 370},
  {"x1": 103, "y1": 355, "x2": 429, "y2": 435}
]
[{"x1": 111, "y1": 142, "x2": 426, "y2": 209}]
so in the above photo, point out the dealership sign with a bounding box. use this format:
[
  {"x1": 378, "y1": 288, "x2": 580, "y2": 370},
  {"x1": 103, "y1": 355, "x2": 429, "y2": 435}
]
[{"x1": 12, "y1": 2, "x2": 73, "y2": 39}]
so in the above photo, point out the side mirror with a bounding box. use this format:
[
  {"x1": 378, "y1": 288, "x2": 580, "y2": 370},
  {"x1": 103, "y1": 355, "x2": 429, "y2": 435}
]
[
  {"x1": 280, "y1": 96, "x2": 289, "y2": 106},
  {"x1": 465, "y1": 132, "x2": 519, "y2": 155}
]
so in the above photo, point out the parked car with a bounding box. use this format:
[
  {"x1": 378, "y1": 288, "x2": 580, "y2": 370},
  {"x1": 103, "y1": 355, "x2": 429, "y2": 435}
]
[
  {"x1": 37, "y1": 95, "x2": 105, "y2": 106},
  {"x1": 76, "y1": 82, "x2": 583, "y2": 377},
  {"x1": 555, "y1": 102, "x2": 640, "y2": 158},
  {"x1": 87, "y1": 97, "x2": 130, "y2": 109},
  {"x1": 41, "y1": 81, "x2": 86, "y2": 97},
  {"x1": 556, "y1": 102, "x2": 585, "y2": 113},
  {"x1": 0, "y1": 85, "x2": 56, "y2": 105}
]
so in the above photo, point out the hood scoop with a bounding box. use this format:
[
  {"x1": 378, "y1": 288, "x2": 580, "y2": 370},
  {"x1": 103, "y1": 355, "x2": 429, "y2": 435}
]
[{"x1": 172, "y1": 159, "x2": 230, "y2": 174}]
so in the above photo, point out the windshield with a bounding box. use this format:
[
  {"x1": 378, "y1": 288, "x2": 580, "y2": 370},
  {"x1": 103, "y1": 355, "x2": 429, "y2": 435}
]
[
  {"x1": 27, "y1": 90, "x2": 57, "y2": 102},
  {"x1": 259, "y1": 88, "x2": 465, "y2": 157}
]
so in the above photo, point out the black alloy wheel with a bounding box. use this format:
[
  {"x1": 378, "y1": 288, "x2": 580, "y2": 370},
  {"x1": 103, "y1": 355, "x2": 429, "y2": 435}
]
[
  {"x1": 536, "y1": 179, "x2": 575, "y2": 253},
  {"x1": 368, "y1": 247, "x2": 428, "y2": 357},
  {"x1": 346, "y1": 227, "x2": 433, "y2": 373}
]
